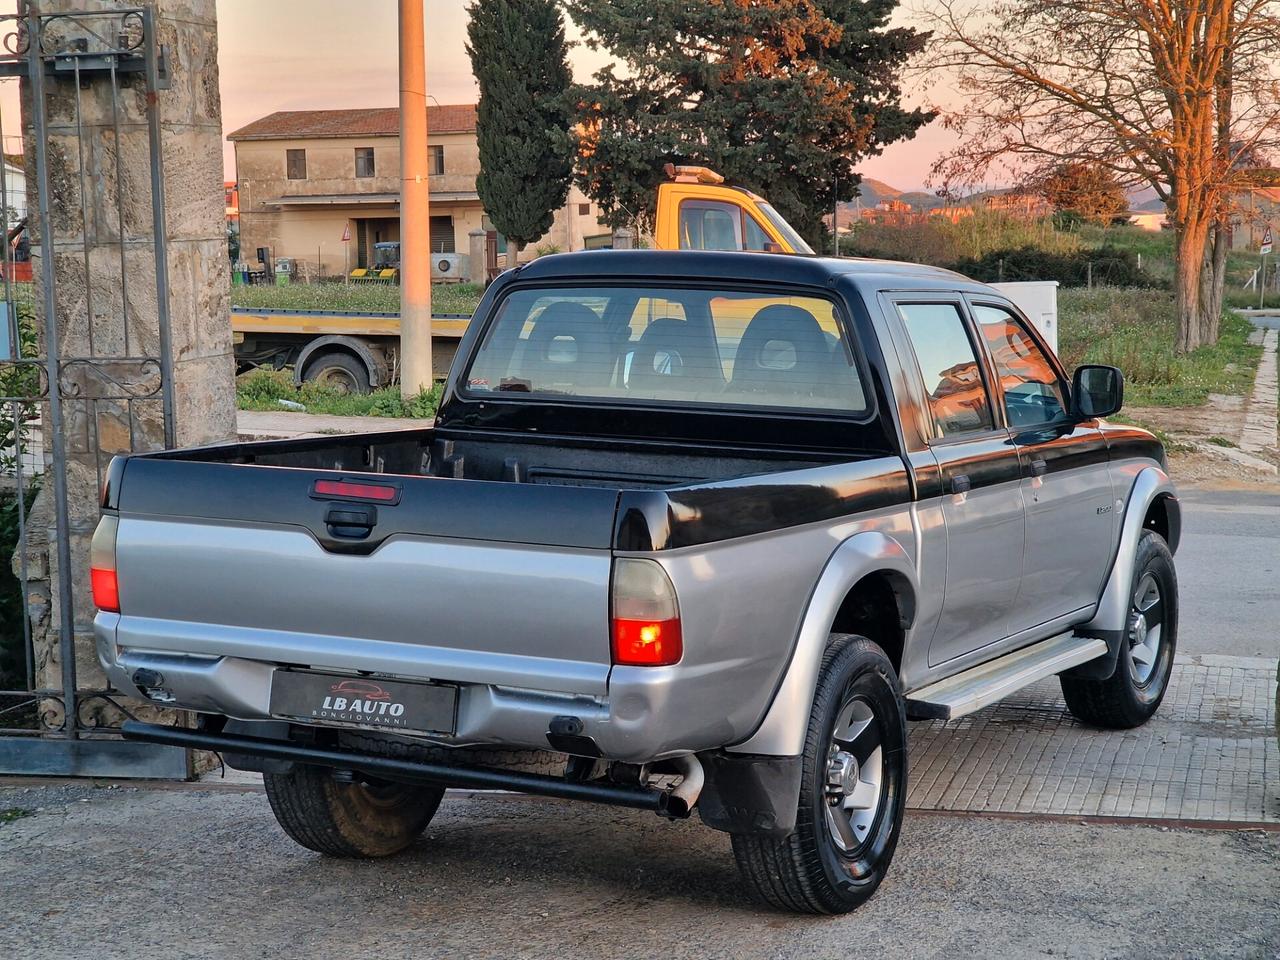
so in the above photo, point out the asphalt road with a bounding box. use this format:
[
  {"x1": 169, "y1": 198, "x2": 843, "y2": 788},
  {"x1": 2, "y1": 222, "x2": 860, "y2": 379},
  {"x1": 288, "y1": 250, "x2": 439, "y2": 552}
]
[
  {"x1": 1176, "y1": 485, "x2": 1280, "y2": 658},
  {"x1": 1, "y1": 782, "x2": 1277, "y2": 960}
]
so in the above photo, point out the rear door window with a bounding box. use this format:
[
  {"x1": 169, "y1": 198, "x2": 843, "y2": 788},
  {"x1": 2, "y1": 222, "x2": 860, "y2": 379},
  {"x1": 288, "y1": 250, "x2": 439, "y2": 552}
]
[{"x1": 896, "y1": 302, "x2": 995, "y2": 438}]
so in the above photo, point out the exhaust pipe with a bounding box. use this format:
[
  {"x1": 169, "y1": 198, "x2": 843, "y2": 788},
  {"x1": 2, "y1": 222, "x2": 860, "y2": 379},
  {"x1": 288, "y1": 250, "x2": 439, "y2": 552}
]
[{"x1": 665, "y1": 754, "x2": 705, "y2": 818}]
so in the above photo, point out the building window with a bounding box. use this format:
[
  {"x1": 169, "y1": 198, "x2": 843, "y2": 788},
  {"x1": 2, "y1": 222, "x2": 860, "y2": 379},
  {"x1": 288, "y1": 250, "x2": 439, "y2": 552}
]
[
  {"x1": 430, "y1": 215, "x2": 455, "y2": 253},
  {"x1": 354, "y1": 147, "x2": 375, "y2": 178},
  {"x1": 578, "y1": 202, "x2": 590, "y2": 216},
  {"x1": 428, "y1": 145, "x2": 444, "y2": 176},
  {"x1": 286, "y1": 149, "x2": 306, "y2": 180}
]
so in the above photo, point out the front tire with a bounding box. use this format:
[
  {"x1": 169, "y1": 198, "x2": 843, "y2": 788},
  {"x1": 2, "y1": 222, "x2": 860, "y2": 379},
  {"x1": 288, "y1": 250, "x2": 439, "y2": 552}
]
[
  {"x1": 1061, "y1": 529, "x2": 1178, "y2": 729},
  {"x1": 731, "y1": 634, "x2": 907, "y2": 914},
  {"x1": 263, "y1": 765, "x2": 443, "y2": 858}
]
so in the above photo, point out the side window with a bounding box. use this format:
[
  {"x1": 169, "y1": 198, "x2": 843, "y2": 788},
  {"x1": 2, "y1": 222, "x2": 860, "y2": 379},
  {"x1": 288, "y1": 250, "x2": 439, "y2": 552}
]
[
  {"x1": 678, "y1": 201, "x2": 743, "y2": 251},
  {"x1": 897, "y1": 303, "x2": 995, "y2": 438},
  {"x1": 973, "y1": 305, "x2": 1068, "y2": 427},
  {"x1": 743, "y1": 214, "x2": 772, "y2": 251}
]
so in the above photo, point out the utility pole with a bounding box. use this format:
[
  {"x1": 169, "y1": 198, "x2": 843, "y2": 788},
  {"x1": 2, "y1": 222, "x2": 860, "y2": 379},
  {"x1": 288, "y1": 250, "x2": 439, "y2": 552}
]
[{"x1": 399, "y1": 0, "x2": 432, "y2": 396}]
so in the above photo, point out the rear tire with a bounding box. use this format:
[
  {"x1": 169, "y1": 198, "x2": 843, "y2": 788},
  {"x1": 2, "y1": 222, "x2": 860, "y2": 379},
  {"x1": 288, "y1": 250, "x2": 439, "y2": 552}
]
[
  {"x1": 263, "y1": 765, "x2": 443, "y2": 858},
  {"x1": 302, "y1": 351, "x2": 371, "y2": 395},
  {"x1": 1061, "y1": 529, "x2": 1177, "y2": 729},
  {"x1": 731, "y1": 634, "x2": 907, "y2": 914}
]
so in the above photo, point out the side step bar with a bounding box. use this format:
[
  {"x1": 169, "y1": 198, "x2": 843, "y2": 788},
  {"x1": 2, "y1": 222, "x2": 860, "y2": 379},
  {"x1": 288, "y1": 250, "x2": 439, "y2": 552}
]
[
  {"x1": 905, "y1": 633, "x2": 1108, "y2": 721},
  {"x1": 120, "y1": 720, "x2": 691, "y2": 817}
]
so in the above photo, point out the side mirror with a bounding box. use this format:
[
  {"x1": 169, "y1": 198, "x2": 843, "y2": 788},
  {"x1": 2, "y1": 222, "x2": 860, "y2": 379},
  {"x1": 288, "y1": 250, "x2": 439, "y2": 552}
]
[
  {"x1": 1071, "y1": 364, "x2": 1124, "y2": 419},
  {"x1": 762, "y1": 241, "x2": 784, "y2": 254}
]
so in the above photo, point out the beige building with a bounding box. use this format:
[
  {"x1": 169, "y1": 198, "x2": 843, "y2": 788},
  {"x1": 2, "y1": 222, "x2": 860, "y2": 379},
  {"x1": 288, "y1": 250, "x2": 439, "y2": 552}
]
[{"x1": 228, "y1": 105, "x2": 612, "y2": 280}]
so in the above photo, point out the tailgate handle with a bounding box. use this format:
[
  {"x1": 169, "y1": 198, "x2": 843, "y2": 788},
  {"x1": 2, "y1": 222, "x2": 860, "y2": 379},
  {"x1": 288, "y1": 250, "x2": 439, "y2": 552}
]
[{"x1": 325, "y1": 504, "x2": 377, "y2": 539}]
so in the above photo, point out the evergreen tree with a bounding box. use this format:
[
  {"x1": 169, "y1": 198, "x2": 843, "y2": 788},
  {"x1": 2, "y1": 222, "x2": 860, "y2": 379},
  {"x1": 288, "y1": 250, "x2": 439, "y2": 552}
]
[
  {"x1": 466, "y1": 0, "x2": 574, "y2": 256},
  {"x1": 567, "y1": 0, "x2": 932, "y2": 242}
]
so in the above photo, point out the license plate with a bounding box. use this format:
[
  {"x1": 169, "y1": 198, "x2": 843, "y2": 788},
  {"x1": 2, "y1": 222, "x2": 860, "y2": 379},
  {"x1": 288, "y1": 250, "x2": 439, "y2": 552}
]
[{"x1": 270, "y1": 671, "x2": 457, "y2": 735}]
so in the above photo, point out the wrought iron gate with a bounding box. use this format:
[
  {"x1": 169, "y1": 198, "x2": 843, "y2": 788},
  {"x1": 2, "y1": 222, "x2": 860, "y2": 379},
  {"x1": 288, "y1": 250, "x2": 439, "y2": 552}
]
[{"x1": 0, "y1": 7, "x2": 188, "y2": 777}]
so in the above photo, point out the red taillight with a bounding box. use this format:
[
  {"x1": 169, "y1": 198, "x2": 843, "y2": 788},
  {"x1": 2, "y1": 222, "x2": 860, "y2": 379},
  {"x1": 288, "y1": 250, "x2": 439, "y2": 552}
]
[
  {"x1": 91, "y1": 567, "x2": 119, "y2": 613},
  {"x1": 612, "y1": 616, "x2": 682, "y2": 666},
  {"x1": 611, "y1": 558, "x2": 682, "y2": 666},
  {"x1": 90, "y1": 515, "x2": 120, "y2": 613},
  {"x1": 313, "y1": 479, "x2": 399, "y2": 502}
]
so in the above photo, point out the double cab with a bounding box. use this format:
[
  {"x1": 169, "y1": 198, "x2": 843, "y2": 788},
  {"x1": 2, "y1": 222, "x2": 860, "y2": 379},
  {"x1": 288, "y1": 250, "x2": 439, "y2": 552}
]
[{"x1": 99, "y1": 251, "x2": 1180, "y2": 913}]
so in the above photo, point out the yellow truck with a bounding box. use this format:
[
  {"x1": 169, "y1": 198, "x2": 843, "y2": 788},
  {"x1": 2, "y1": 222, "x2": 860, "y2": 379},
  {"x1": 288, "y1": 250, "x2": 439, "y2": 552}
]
[
  {"x1": 231, "y1": 167, "x2": 815, "y2": 392},
  {"x1": 652, "y1": 164, "x2": 814, "y2": 255}
]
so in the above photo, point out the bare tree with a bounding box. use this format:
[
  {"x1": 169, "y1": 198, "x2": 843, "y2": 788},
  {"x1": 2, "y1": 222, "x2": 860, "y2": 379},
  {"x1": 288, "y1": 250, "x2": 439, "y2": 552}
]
[{"x1": 918, "y1": 0, "x2": 1280, "y2": 351}]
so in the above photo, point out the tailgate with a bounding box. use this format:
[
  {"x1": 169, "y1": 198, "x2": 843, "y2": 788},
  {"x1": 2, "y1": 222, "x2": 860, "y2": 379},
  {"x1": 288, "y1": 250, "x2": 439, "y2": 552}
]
[{"x1": 110, "y1": 458, "x2": 620, "y2": 695}]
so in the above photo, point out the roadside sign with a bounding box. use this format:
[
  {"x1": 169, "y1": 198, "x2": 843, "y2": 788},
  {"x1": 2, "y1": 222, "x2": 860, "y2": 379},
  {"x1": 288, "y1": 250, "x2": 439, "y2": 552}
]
[
  {"x1": 341, "y1": 223, "x2": 351, "y2": 243},
  {"x1": 1261, "y1": 226, "x2": 1273, "y2": 255}
]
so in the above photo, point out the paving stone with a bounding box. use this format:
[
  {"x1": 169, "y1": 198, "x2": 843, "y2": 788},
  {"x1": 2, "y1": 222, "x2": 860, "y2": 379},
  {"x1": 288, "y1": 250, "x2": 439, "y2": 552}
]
[{"x1": 906, "y1": 653, "x2": 1278, "y2": 823}]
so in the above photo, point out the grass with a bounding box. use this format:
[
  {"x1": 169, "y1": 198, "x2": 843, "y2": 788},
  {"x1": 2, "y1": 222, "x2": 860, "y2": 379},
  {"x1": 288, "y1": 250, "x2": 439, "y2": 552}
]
[
  {"x1": 1056, "y1": 288, "x2": 1262, "y2": 407},
  {"x1": 236, "y1": 367, "x2": 442, "y2": 419},
  {"x1": 847, "y1": 210, "x2": 1082, "y2": 265},
  {"x1": 0, "y1": 807, "x2": 31, "y2": 825},
  {"x1": 231, "y1": 282, "x2": 483, "y2": 317}
]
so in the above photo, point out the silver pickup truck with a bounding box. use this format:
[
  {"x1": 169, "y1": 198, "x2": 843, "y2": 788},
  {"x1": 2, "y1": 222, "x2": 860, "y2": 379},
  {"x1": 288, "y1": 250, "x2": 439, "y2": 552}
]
[{"x1": 99, "y1": 251, "x2": 1179, "y2": 914}]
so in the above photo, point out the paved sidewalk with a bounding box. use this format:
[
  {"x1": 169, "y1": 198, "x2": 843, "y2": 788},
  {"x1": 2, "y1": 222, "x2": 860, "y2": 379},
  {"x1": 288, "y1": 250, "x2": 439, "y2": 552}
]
[
  {"x1": 237, "y1": 409, "x2": 428, "y2": 438},
  {"x1": 909, "y1": 653, "x2": 1278, "y2": 823},
  {"x1": 1240, "y1": 326, "x2": 1278, "y2": 455}
]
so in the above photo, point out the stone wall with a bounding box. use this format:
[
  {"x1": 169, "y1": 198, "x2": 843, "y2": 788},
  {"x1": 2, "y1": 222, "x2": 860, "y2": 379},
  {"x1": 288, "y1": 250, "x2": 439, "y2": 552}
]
[{"x1": 20, "y1": 0, "x2": 235, "y2": 731}]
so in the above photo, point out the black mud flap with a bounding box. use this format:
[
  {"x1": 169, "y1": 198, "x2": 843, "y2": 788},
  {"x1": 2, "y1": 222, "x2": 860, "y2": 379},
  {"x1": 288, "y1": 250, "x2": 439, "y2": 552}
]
[
  {"x1": 696, "y1": 751, "x2": 803, "y2": 837},
  {"x1": 1060, "y1": 629, "x2": 1125, "y2": 681}
]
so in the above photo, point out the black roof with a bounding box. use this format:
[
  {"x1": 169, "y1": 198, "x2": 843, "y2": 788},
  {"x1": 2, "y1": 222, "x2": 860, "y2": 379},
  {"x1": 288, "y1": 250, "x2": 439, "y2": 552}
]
[{"x1": 509, "y1": 249, "x2": 992, "y2": 295}]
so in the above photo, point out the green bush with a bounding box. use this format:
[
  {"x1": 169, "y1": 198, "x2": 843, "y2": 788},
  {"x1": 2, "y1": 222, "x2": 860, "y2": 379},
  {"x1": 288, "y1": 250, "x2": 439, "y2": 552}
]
[{"x1": 953, "y1": 245, "x2": 1159, "y2": 288}]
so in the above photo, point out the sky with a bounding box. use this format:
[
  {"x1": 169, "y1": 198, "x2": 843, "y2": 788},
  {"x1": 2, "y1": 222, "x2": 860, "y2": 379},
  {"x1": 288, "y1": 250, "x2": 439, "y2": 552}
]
[{"x1": 215, "y1": 0, "x2": 953, "y2": 193}]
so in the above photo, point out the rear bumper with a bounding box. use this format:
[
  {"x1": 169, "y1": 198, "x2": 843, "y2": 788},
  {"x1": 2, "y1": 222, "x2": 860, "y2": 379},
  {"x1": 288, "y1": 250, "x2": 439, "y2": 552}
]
[
  {"x1": 96, "y1": 615, "x2": 725, "y2": 763},
  {"x1": 120, "y1": 718, "x2": 690, "y2": 816}
]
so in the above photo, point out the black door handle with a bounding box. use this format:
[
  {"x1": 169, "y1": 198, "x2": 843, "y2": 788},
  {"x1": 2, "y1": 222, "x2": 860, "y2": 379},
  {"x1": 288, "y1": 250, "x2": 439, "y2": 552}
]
[
  {"x1": 325, "y1": 504, "x2": 377, "y2": 539},
  {"x1": 951, "y1": 474, "x2": 971, "y2": 494},
  {"x1": 1030, "y1": 459, "x2": 1048, "y2": 477}
]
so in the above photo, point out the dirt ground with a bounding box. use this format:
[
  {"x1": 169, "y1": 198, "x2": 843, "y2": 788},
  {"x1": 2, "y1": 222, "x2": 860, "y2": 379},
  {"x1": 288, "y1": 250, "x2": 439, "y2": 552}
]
[{"x1": 1126, "y1": 392, "x2": 1280, "y2": 488}]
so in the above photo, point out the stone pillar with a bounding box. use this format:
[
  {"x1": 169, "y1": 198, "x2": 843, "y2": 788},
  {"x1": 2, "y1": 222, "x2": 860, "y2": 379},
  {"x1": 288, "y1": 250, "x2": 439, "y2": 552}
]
[
  {"x1": 612, "y1": 227, "x2": 634, "y2": 250},
  {"x1": 467, "y1": 228, "x2": 486, "y2": 285},
  {"x1": 23, "y1": 1, "x2": 236, "y2": 728}
]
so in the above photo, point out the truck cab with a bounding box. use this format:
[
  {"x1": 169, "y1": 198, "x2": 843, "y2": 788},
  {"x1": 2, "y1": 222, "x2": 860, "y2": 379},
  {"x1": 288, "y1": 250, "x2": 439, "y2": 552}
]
[{"x1": 653, "y1": 165, "x2": 814, "y2": 255}]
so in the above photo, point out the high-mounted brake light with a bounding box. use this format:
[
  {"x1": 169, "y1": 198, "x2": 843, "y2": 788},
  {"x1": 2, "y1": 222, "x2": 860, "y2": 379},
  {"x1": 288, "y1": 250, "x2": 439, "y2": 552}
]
[
  {"x1": 611, "y1": 558, "x2": 682, "y2": 666},
  {"x1": 90, "y1": 515, "x2": 120, "y2": 613},
  {"x1": 313, "y1": 479, "x2": 399, "y2": 502}
]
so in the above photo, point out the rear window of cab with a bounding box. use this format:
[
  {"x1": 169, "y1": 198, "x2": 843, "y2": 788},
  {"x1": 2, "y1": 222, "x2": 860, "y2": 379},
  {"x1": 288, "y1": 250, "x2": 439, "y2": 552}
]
[{"x1": 463, "y1": 284, "x2": 868, "y2": 415}]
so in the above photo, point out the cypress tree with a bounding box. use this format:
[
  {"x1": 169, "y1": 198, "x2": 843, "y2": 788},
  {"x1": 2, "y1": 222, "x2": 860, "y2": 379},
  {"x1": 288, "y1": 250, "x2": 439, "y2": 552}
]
[{"x1": 466, "y1": 0, "x2": 575, "y2": 257}]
